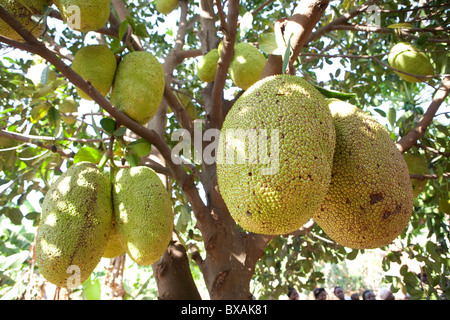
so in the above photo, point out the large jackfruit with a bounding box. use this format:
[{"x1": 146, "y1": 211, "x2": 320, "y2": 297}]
[
  {"x1": 111, "y1": 51, "x2": 165, "y2": 125},
  {"x1": 53, "y1": 0, "x2": 111, "y2": 32},
  {"x1": 112, "y1": 166, "x2": 173, "y2": 265},
  {"x1": 71, "y1": 45, "x2": 117, "y2": 100},
  {"x1": 313, "y1": 99, "x2": 414, "y2": 249},
  {"x1": 217, "y1": 75, "x2": 336, "y2": 235},
  {"x1": 36, "y1": 162, "x2": 113, "y2": 288},
  {"x1": 0, "y1": 0, "x2": 47, "y2": 41}
]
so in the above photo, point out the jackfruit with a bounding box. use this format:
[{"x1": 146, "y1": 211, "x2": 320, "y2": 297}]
[
  {"x1": 71, "y1": 45, "x2": 117, "y2": 100},
  {"x1": 0, "y1": 0, "x2": 47, "y2": 41},
  {"x1": 102, "y1": 222, "x2": 125, "y2": 258},
  {"x1": 403, "y1": 151, "x2": 428, "y2": 197},
  {"x1": 111, "y1": 51, "x2": 165, "y2": 125},
  {"x1": 229, "y1": 43, "x2": 266, "y2": 90},
  {"x1": 53, "y1": 0, "x2": 111, "y2": 32},
  {"x1": 112, "y1": 166, "x2": 173, "y2": 265},
  {"x1": 313, "y1": 99, "x2": 414, "y2": 249},
  {"x1": 36, "y1": 162, "x2": 113, "y2": 288},
  {"x1": 217, "y1": 75, "x2": 336, "y2": 235},
  {"x1": 197, "y1": 49, "x2": 220, "y2": 82},
  {"x1": 155, "y1": 0, "x2": 180, "y2": 15},
  {"x1": 388, "y1": 42, "x2": 434, "y2": 83}
]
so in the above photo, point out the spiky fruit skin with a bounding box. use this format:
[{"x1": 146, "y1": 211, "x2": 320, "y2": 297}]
[
  {"x1": 403, "y1": 152, "x2": 428, "y2": 197},
  {"x1": 0, "y1": 0, "x2": 47, "y2": 41},
  {"x1": 229, "y1": 43, "x2": 266, "y2": 90},
  {"x1": 53, "y1": 0, "x2": 111, "y2": 32},
  {"x1": 388, "y1": 42, "x2": 434, "y2": 83},
  {"x1": 217, "y1": 75, "x2": 336, "y2": 235},
  {"x1": 197, "y1": 49, "x2": 219, "y2": 82},
  {"x1": 113, "y1": 167, "x2": 173, "y2": 265},
  {"x1": 71, "y1": 45, "x2": 117, "y2": 100},
  {"x1": 155, "y1": 0, "x2": 180, "y2": 15},
  {"x1": 313, "y1": 99, "x2": 414, "y2": 249},
  {"x1": 111, "y1": 51, "x2": 165, "y2": 125},
  {"x1": 36, "y1": 162, "x2": 113, "y2": 288},
  {"x1": 102, "y1": 223, "x2": 125, "y2": 258}
]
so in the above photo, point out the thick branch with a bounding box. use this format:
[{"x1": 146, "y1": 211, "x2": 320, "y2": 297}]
[
  {"x1": 396, "y1": 77, "x2": 450, "y2": 153},
  {"x1": 260, "y1": 0, "x2": 329, "y2": 78},
  {"x1": 209, "y1": 0, "x2": 239, "y2": 130},
  {"x1": 284, "y1": 0, "x2": 329, "y2": 74}
]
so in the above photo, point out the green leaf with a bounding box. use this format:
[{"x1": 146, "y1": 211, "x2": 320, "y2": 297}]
[
  {"x1": 74, "y1": 146, "x2": 103, "y2": 164},
  {"x1": 118, "y1": 20, "x2": 129, "y2": 40},
  {"x1": 387, "y1": 23, "x2": 413, "y2": 29},
  {"x1": 239, "y1": 12, "x2": 253, "y2": 39},
  {"x1": 282, "y1": 35, "x2": 292, "y2": 74},
  {"x1": 259, "y1": 33, "x2": 284, "y2": 55},
  {"x1": 373, "y1": 108, "x2": 386, "y2": 118},
  {"x1": 100, "y1": 117, "x2": 116, "y2": 135},
  {"x1": 346, "y1": 249, "x2": 359, "y2": 260},
  {"x1": 128, "y1": 138, "x2": 152, "y2": 157},
  {"x1": 82, "y1": 275, "x2": 102, "y2": 300},
  {"x1": 387, "y1": 107, "x2": 396, "y2": 126},
  {"x1": 134, "y1": 23, "x2": 150, "y2": 38},
  {"x1": 3, "y1": 208, "x2": 23, "y2": 225},
  {"x1": 313, "y1": 85, "x2": 357, "y2": 100},
  {"x1": 113, "y1": 126, "x2": 127, "y2": 137}
]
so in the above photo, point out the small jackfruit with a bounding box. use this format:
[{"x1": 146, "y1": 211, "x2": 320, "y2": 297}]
[
  {"x1": 229, "y1": 43, "x2": 266, "y2": 90},
  {"x1": 388, "y1": 42, "x2": 434, "y2": 83},
  {"x1": 155, "y1": 0, "x2": 180, "y2": 15},
  {"x1": 111, "y1": 51, "x2": 165, "y2": 125},
  {"x1": 113, "y1": 166, "x2": 173, "y2": 265},
  {"x1": 71, "y1": 45, "x2": 117, "y2": 100},
  {"x1": 197, "y1": 49, "x2": 220, "y2": 82},
  {"x1": 403, "y1": 151, "x2": 428, "y2": 197},
  {"x1": 102, "y1": 222, "x2": 125, "y2": 258},
  {"x1": 217, "y1": 75, "x2": 336, "y2": 235},
  {"x1": 36, "y1": 162, "x2": 113, "y2": 288},
  {"x1": 53, "y1": 0, "x2": 111, "y2": 32},
  {"x1": 313, "y1": 99, "x2": 414, "y2": 249},
  {"x1": 0, "y1": 0, "x2": 47, "y2": 41}
]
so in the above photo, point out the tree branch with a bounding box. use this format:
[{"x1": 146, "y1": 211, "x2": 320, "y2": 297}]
[
  {"x1": 0, "y1": 5, "x2": 192, "y2": 189},
  {"x1": 396, "y1": 76, "x2": 450, "y2": 153}
]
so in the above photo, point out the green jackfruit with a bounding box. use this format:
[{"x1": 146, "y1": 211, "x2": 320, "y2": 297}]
[
  {"x1": 71, "y1": 45, "x2": 117, "y2": 100},
  {"x1": 102, "y1": 222, "x2": 125, "y2": 258},
  {"x1": 388, "y1": 42, "x2": 434, "y2": 83},
  {"x1": 0, "y1": 0, "x2": 47, "y2": 41},
  {"x1": 197, "y1": 49, "x2": 220, "y2": 82},
  {"x1": 155, "y1": 0, "x2": 180, "y2": 15},
  {"x1": 111, "y1": 51, "x2": 165, "y2": 125},
  {"x1": 313, "y1": 99, "x2": 414, "y2": 249},
  {"x1": 36, "y1": 162, "x2": 113, "y2": 288},
  {"x1": 113, "y1": 166, "x2": 173, "y2": 265},
  {"x1": 53, "y1": 0, "x2": 111, "y2": 32},
  {"x1": 217, "y1": 75, "x2": 336, "y2": 235},
  {"x1": 403, "y1": 151, "x2": 428, "y2": 197},
  {"x1": 229, "y1": 43, "x2": 266, "y2": 90}
]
